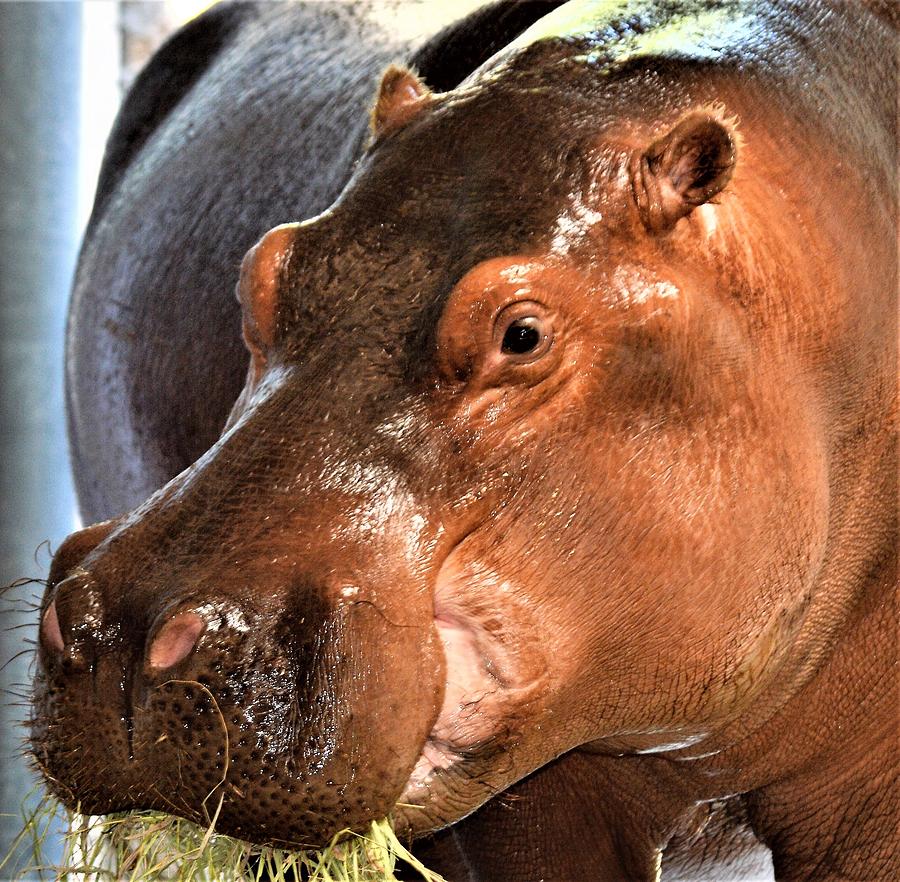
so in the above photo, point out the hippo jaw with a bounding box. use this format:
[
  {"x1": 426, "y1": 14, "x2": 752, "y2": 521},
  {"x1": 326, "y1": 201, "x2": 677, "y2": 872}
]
[{"x1": 30, "y1": 359, "x2": 553, "y2": 847}]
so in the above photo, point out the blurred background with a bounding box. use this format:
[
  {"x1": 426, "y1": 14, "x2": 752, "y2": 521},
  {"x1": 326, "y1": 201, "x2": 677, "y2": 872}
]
[{"x1": 0, "y1": 2, "x2": 208, "y2": 873}]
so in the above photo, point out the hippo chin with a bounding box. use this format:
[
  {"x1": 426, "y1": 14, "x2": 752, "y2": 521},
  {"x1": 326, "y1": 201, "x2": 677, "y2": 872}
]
[{"x1": 31, "y1": 1, "x2": 896, "y2": 879}]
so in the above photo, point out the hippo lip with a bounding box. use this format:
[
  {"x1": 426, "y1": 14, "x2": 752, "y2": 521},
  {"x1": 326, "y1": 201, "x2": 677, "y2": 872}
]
[
  {"x1": 398, "y1": 611, "x2": 506, "y2": 802},
  {"x1": 397, "y1": 551, "x2": 547, "y2": 810}
]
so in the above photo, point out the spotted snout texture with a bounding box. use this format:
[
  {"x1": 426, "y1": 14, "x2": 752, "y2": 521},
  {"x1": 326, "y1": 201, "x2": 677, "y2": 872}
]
[{"x1": 34, "y1": 569, "x2": 433, "y2": 846}]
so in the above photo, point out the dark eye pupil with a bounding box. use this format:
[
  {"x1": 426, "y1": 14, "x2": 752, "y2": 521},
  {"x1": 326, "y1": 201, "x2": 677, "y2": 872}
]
[{"x1": 502, "y1": 319, "x2": 541, "y2": 355}]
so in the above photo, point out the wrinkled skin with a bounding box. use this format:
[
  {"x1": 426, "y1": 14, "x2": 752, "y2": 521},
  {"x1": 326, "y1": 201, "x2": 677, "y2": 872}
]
[{"x1": 32, "y1": 1, "x2": 896, "y2": 880}]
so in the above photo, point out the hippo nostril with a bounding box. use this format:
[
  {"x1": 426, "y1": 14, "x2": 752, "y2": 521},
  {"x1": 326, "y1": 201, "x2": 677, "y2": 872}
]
[
  {"x1": 148, "y1": 612, "x2": 206, "y2": 670},
  {"x1": 41, "y1": 599, "x2": 65, "y2": 654}
]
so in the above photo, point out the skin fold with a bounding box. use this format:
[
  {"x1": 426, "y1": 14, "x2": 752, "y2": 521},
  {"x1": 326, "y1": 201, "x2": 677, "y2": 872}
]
[{"x1": 31, "y1": 2, "x2": 896, "y2": 879}]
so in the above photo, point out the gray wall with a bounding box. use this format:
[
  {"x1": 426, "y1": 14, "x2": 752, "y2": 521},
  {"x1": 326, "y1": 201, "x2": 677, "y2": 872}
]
[{"x1": 1, "y1": 2, "x2": 82, "y2": 873}]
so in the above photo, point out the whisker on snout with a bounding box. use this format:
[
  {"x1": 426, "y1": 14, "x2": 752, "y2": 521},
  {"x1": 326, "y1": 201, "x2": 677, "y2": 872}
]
[
  {"x1": 0, "y1": 647, "x2": 37, "y2": 674},
  {"x1": 0, "y1": 575, "x2": 49, "y2": 600}
]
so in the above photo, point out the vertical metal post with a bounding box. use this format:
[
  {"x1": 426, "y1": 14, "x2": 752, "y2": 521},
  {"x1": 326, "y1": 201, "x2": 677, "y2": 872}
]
[{"x1": 0, "y1": 1, "x2": 82, "y2": 871}]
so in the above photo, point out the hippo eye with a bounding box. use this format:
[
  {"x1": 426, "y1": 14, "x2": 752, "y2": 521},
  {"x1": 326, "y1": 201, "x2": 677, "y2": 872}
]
[
  {"x1": 502, "y1": 318, "x2": 542, "y2": 354},
  {"x1": 494, "y1": 303, "x2": 553, "y2": 363}
]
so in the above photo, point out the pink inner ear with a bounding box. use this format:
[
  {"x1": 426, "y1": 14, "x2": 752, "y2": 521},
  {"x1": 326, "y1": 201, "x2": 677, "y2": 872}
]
[
  {"x1": 238, "y1": 224, "x2": 296, "y2": 353},
  {"x1": 397, "y1": 78, "x2": 428, "y2": 105},
  {"x1": 372, "y1": 64, "x2": 432, "y2": 138}
]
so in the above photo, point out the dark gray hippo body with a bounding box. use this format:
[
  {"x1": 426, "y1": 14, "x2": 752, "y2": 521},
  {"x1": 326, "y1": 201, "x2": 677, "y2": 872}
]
[{"x1": 38, "y1": 1, "x2": 896, "y2": 880}]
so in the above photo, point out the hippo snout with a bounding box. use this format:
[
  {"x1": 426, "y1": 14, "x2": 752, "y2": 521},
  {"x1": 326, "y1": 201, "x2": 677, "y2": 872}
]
[
  {"x1": 38, "y1": 520, "x2": 118, "y2": 668},
  {"x1": 32, "y1": 511, "x2": 445, "y2": 847}
]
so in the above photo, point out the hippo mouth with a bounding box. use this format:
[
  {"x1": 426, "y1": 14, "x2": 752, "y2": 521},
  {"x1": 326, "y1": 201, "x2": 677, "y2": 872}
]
[
  {"x1": 397, "y1": 550, "x2": 548, "y2": 822},
  {"x1": 404, "y1": 613, "x2": 507, "y2": 787}
]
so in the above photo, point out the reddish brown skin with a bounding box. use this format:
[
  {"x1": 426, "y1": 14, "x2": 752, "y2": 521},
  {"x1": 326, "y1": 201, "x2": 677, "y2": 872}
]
[{"x1": 32, "y1": 2, "x2": 896, "y2": 880}]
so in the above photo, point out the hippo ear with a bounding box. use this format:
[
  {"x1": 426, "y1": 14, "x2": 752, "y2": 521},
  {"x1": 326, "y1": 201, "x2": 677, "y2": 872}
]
[
  {"x1": 630, "y1": 112, "x2": 737, "y2": 234},
  {"x1": 236, "y1": 224, "x2": 296, "y2": 365},
  {"x1": 370, "y1": 63, "x2": 432, "y2": 139}
]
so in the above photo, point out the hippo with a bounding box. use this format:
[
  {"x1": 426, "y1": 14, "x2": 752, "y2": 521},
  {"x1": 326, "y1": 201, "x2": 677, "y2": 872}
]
[{"x1": 31, "y1": 1, "x2": 896, "y2": 880}]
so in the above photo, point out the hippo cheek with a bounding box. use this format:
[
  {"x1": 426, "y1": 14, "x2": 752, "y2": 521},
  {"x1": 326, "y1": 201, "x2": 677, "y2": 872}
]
[{"x1": 32, "y1": 582, "x2": 445, "y2": 847}]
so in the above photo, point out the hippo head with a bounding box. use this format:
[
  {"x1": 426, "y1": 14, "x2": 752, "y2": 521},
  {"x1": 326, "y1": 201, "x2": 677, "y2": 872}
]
[{"x1": 32, "y1": 45, "x2": 828, "y2": 848}]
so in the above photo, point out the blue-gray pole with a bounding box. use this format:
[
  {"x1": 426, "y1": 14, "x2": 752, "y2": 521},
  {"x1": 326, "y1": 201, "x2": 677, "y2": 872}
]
[{"x1": 1, "y1": 1, "x2": 82, "y2": 873}]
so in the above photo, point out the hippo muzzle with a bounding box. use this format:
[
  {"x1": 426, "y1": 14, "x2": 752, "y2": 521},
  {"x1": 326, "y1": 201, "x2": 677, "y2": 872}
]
[{"x1": 31, "y1": 396, "x2": 449, "y2": 846}]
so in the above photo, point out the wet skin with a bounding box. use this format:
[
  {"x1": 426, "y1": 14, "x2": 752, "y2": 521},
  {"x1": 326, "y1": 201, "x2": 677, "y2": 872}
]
[{"x1": 33, "y1": 1, "x2": 896, "y2": 880}]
